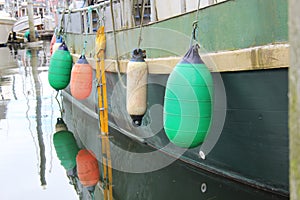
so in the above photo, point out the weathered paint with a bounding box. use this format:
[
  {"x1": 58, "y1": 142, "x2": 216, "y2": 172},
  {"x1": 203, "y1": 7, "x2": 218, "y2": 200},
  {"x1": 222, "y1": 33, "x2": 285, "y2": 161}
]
[
  {"x1": 71, "y1": 43, "x2": 289, "y2": 73},
  {"x1": 289, "y1": 0, "x2": 300, "y2": 199}
]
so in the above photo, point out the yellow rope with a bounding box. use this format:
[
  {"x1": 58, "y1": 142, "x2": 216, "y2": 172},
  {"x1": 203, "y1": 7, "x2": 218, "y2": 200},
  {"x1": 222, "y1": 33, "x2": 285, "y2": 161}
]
[{"x1": 96, "y1": 26, "x2": 113, "y2": 200}]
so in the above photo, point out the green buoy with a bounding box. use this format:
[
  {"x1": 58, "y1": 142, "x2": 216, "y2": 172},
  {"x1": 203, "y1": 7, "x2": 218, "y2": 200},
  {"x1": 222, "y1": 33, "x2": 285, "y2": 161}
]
[
  {"x1": 163, "y1": 45, "x2": 213, "y2": 148},
  {"x1": 53, "y1": 118, "x2": 80, "y2": 171},
  {"x1": 48, "y1": 42, "x2": 73, "y2": 90}
]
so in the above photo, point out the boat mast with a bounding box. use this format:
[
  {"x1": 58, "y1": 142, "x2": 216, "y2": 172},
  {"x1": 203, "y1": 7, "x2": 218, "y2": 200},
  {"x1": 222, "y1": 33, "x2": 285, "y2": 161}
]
[
  {"x1": 45, "y1": 0, "x2": 49, "y2": 15},
  {"x1": 289, "y1": 0, "x2": 300, "y2": 199},
  {"x1": 27, "y1": 0, "x2": 37, "y2": 42},
  {"x1": 16, "y1": 0, "x2": 19, "y2": 17}
]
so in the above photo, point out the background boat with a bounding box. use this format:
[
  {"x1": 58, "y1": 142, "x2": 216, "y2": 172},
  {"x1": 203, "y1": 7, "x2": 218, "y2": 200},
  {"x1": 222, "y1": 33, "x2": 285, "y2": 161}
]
[
  {"x1": 12, "y1": 15, "x2": 42, "y2": 33},
  {"x1": 0, "y1": 7, "x2": 16, "y2": 45}
]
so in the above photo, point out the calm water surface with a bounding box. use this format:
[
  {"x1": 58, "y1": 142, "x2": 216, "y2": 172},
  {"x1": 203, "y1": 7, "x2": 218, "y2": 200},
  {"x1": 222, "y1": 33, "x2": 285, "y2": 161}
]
[{"x1": 0, "y1": 42, "x2": 78, "y2": 200}]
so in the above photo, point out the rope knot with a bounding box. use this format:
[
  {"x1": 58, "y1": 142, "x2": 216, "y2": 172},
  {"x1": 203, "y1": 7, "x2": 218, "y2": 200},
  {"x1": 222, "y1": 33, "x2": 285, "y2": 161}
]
[{"x1": 192, "y1": 20, "x2": 198, "y2": 41}]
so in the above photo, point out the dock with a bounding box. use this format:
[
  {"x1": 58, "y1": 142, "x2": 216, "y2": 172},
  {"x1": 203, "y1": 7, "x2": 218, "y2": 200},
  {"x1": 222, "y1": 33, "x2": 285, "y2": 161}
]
[
  {"x1": 37, "y1": 29, "x2": 54, "y2": 40},
  {"x1": 8, "y1": 29, "x2": 54, "y2": 44}
]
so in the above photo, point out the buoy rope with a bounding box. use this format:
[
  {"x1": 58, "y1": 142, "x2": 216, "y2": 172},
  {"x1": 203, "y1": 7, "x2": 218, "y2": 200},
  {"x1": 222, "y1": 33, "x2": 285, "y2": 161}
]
[
  {"x1": 95, "y1": 6, "x2": 105, "y2": 29},
  {"x1": 90, "y1": 191, "x2": 95, "y2": 200},
  {"x1": 137, "y1": 0, "x2": 146, "y2": 49},
  {"x1": 55, "y1": 91, "x2": 64, "y2": 118},
  {"x1": 81, "y1": 0, "x2": 87, "y2": 8},
  {"x1": 190, "y1": 0, "x2": 201, "y2": 47},
  {"x1": 56, "y1": 8, "x2": 72, "y2": 42},
  {"x1": 110, "y1": 0, "x2": 126, "y2": 89},
  {"x1": 81, "y1": 7, "x2": 93, "y2": 56},
  {"x1": 58, "y1": 9, "x2": 66, "y2": 39}
]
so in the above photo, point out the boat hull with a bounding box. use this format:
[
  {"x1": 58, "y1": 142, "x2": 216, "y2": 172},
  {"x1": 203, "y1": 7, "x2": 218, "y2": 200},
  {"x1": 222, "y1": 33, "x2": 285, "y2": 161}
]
[
  {"x1": 62, "y1": 66, "x2": 288, "y2": 199},
  {"x1": 60, "y1": 0, "x2": 289, "y2": 198},
  {"x1": 0, "y1": 17, "x2": 16, "y2": 44},
  {"x1": 62, "y1": 67, "x2": 288, "y2": 199},
  {"x1": 12, "y1": 16, "x2": 42, "y2": 33}
]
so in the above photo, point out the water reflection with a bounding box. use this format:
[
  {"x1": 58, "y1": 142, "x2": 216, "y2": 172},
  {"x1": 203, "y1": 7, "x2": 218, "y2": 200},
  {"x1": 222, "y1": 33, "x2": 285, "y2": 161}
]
[
  {"x1": 0, "y1": 46, "x2": 18, "y2": 100},
  {"x1": 0, "y1": 43, "x2": 78, "y2": 199},
  {"x1": 0, "y1": 46, "x2": 17, "y2": 126},
  {"x1": 28, "y1": 48, "x2": 47, "y2": 188}
]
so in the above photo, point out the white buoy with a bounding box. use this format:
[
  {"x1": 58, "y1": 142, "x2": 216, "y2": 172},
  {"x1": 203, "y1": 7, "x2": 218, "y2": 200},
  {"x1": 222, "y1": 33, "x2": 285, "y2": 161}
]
[{"x1": 126, "y1": 49, "x2": 148, "y2": 126}]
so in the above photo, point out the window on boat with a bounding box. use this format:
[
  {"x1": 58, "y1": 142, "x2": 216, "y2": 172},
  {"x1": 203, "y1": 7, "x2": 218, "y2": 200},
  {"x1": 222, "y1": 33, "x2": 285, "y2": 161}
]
[
  {"x1": 133, "y1": 0, "x2": 151, "y2": 26},
  {"x1": 154, "y1": 0, "x2": 229, "y2": 21}
]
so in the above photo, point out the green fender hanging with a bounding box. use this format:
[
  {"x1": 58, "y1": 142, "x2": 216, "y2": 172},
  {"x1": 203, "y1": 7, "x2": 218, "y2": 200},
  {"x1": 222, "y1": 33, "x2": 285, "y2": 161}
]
[
  {"x1": 163, "y1": 45, "x2": 213, "y2": 148},
  {"x1": 48, "y1": 42, "x2": 73, "y2": 91},
  {"x1": 53, "y1": 118, "x2": 80, "y2": 171}
]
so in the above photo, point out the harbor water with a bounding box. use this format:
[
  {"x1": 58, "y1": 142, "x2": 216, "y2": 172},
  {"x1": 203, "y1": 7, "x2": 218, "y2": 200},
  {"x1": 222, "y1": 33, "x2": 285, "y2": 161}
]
[{"x1": 0, "y1": 42, "x2": 79, "y2": 199}]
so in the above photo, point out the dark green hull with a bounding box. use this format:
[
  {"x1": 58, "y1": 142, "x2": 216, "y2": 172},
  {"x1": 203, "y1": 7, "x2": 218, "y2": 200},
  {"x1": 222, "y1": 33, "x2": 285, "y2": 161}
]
[
  {"x1": 62, "y1": 67, "x2": 288, "y2": 199},
  {"x1": 64, "y1": 99, "x2": 287, "y2": 200}
]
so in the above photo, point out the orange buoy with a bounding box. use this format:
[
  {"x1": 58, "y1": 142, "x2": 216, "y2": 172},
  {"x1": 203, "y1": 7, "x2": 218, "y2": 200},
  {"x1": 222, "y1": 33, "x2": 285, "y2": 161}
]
[
  {"x1": 76, "y1": 149, "x2": 100, "y2": 188},
  {"x1": 70, "y1": 55, "x2": 93, "y2": 100}
]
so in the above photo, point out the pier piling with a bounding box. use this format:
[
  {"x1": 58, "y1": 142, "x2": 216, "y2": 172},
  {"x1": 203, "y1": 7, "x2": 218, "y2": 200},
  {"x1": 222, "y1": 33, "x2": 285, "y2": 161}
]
[{"x1": 289, "y1": 0, "x2": 300, "y2": 199}]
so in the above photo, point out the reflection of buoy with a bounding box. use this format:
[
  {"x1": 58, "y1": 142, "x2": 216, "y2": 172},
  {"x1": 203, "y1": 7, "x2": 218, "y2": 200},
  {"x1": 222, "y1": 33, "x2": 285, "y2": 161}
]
[
  {"x1": 50, "y1": 34, "x2": 56, "y2": 56},
  {"x1": 126, "y1": 49, "x2": 148, "y2": 126},
  {"x1": 164, "y1": 45, "x2": 213, "y2": 148},
  {"x1": 53, "y1": 118, "x2": 80, "y2": 171},
  {"x1": 70, "y1": 55, "x2": 93, "y2": 100},
  {"x1": 52, "y1": 36, "x2": 63, "y2": 54},
  {"x1": 76, "y1": 149, "x2": 100, "y2": 188},
  {"x1": 48, "y1": 42, "x2": 73, "y2": 90}
]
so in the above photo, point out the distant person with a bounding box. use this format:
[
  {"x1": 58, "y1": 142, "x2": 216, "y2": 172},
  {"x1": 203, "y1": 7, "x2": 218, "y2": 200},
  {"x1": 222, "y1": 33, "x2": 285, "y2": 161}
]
[{"x1": 24, "y1": 30, "x2": 40, "y2": 42}]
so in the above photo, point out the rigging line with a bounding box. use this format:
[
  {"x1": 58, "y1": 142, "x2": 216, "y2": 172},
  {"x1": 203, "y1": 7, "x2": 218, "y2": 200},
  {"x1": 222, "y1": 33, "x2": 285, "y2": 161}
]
[
  {"x1": 196, "y1": 0, "x2": 201, "y2": 24},
  {"x1": 137, "y1": 0, "x2": 146, "y2": 49},
  {"x1": 81, "y1": 0, "x2": 87, "y2": 8},
  {"x1": 95, "y1": 7, "x2": 101, "y2": 29},
  {"x1": 63, "y1": 9, "x2": 72, "y2": 41},
  {"x1": 190, "y1": 0, "x2": 201, "y2": 47},
  {"x1": 95, "y1": 3, "x2": 106, "y2": 27},
  {"x1": 109, "y1": 0, "x2": 126, "y2": 89}
]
